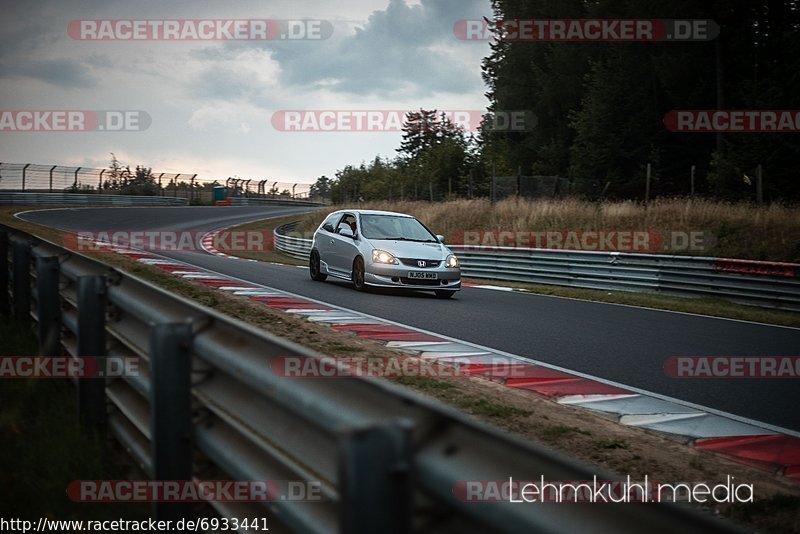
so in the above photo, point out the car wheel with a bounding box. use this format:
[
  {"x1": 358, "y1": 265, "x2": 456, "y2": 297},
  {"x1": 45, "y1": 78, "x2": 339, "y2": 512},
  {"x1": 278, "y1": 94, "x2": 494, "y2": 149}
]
[
  {"x1": 434, "y1": 290, "x2": 456, "y2": 299},
  {"x1": 309, "y1": 250, "x2": 327, "y2": 281},
  {"x1": 352, "y1": 257, "x2": 367, "y2": 291}
]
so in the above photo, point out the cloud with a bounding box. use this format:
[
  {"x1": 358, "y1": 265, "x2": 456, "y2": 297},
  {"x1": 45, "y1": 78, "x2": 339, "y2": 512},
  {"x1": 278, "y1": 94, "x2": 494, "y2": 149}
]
[
  {"x1": 0, "y1": 0, "x2": 493, "y2": 182},
  {"x1": 217, "y1": 0, "x2": 491, "y2": 98},
  {"x1": 189, "y1": 47, "x2": 281, "y2": 100},
  {"x1": 1, "y1": 58, "x2": 99, "y2": 88}
]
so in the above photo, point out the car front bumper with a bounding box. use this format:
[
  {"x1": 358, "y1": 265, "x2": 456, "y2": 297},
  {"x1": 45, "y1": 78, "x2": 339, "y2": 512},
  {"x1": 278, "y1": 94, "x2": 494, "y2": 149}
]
[{"x1": 365, "y1": 263, "x2": 461, "y2": 290}]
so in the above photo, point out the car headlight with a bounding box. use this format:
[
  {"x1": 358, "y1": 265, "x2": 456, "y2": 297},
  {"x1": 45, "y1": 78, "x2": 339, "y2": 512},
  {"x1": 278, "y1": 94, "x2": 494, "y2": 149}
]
[
  {"x1": 372, "y1": 249, "x2": 399, "y2": 265},
  {"x1": 445, "y1": 254, "x2": 459, "y2": 268}
]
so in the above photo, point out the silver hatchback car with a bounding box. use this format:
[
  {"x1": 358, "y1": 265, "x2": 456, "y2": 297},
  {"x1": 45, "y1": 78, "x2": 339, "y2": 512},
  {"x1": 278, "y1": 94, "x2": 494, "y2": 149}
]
[{"x1": 309, "y1": 209, "x2": 461, "y2": 298}]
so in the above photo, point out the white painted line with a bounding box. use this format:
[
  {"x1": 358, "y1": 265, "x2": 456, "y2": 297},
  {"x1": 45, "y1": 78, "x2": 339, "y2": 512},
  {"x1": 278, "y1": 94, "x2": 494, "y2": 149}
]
[
  {"x1": 463, "y1": 279, "x2": 800, "y2": 331},
  {"x1": 419, "y1": 351, "x2": 495, "y2": 360},
  {"x1": 468, "y1": 285, "x2": 516, "y2": 292},
  {"x1": 560, "y1": 394, "x2": 702, "y2": 417},
  {"x1": 558, "y1": 394, "x2": 638, "y2": 404},
  {"x1": 621, "y1": 413, "x2": 776, "y2": 438},
  {"x1": 218, "y1": 286, "x2": 260, "y2": 291}
]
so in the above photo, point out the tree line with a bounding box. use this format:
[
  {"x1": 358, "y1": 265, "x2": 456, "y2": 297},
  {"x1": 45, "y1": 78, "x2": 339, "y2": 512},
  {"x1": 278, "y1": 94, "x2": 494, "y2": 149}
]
[{"x1": 311, "y1": 0, "x2": 800, "y2": 204}]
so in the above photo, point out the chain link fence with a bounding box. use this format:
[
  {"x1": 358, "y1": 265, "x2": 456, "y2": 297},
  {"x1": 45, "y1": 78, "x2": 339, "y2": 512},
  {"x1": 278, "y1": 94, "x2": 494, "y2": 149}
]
[
  {"x1": 0, "y1": 162, "x2": 312, "y2": 204},
  {"x1": 492, "y1": 174, "x2": 630, "y2": 201}
]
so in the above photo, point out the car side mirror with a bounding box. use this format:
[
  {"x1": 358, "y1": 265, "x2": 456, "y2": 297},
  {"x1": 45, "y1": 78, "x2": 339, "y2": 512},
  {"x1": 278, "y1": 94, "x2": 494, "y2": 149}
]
[
  {"x1": 436, "y1": 234, "x2": 445, "y2": 243},
  {"x1": 322, "y1": 223, "x2": 334, "y2": 233},
  {"x1": 338, "y1": 226, "x2": 354, "y2": 239}
]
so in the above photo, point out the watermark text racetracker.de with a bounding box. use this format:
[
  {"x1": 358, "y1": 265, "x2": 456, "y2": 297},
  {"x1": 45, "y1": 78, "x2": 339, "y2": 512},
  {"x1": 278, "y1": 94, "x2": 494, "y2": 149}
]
[
  {"x1": 65, "y1": 230, "x2": 273, "y2": 253},
  {"x1": 270, "y1": 354, "x2": 545, "y2": 379},
  {"x1": 665, "y1": 356, "x2": 800, "y2": 378},
  {"x1": 271, "y1": 110, "x2": 537, "y2": 132},
  {"x1": 68, "y1": 479, "x2": 324, "y2": 502},
  {"x1": 664, "y1": 110, "x2": 800, "y2": 132},
  {"x1": 454, "y1": 19, "x2": 719, "y2": 42},
  {"x1": 0, "y1": 110, "x2": 150, "y2": 132},
  {"x1": 451, "y1": 230, "x2": 712, "y2": 252},
  {"x1": 68, "y1": 19, "x2": 333, "y2": 40},
  {"x1": 0, "y1": 356, "x2": 138, "y2": 378}
]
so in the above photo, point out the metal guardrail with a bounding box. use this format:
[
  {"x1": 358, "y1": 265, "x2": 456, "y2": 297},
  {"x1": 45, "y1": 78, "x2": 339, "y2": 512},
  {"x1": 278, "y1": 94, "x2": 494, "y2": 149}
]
[
  {"x1": 0, "y1": 192, "x2": 188, "y2": 206},
  {"x1": 273, "y1": 222, "x2": 317, "y2": 260},
  {"x1": 273, "y1": 223, "x2": 800, "y2": 311},
  {"x1": 229, "y1": 198, "x2": 324, "y2": 208},
  {"x1": 0, "y1": 224, "x2": 733, "y2": 533}
]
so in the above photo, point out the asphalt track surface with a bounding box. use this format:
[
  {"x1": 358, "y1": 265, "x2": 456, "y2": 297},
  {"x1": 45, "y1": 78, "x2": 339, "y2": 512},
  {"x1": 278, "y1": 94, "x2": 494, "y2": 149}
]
[{"x1": 19, "y1": 206, "x2": 800, "y2": 432}]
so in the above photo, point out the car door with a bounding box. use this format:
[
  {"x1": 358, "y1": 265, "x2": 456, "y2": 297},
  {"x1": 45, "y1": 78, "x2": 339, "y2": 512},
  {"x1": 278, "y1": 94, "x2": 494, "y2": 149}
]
[
  {"x1": 315, "y1": 213, "x2": 340, "y2": 271},
  {"x1": 329, "y1": 212, "x2": 359, "y2": 276}
]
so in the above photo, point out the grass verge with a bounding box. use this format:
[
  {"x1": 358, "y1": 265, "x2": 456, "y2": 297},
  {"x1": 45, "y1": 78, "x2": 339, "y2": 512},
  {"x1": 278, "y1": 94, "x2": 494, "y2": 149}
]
[{"x1": 281, "y1": 198, "x2": 800, "y2": 262}]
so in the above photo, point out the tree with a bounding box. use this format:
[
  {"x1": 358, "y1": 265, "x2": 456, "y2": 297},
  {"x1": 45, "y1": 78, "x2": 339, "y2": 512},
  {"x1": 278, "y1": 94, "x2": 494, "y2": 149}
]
[
  {"x1": 309, "y1": 175, "x2": 332, "y2": 201},
  {"x1": 397, "y1": 110, "x2": 472, "y2": 200},
  {"x1": 120, "y1": 165, "x2": 158, "y2": 196},
  {"x1": 481, "y1": 0, "x2": 800, "y2": 200},
  {"x1": 103, "y1": 152, "x2": 131, "y2": 190}
]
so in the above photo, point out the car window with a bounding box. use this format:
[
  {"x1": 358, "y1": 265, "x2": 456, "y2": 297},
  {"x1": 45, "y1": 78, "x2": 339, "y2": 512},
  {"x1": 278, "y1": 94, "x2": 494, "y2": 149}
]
[
  {"x1": 360, "y1": 215, "x2": 437, "y2": 241},
  {"x1": 320, "y1": 213, "x2": 340, "y2": 232},
  {"x1": 336, "y1": 213, "x2": 357, "y2": 234}
]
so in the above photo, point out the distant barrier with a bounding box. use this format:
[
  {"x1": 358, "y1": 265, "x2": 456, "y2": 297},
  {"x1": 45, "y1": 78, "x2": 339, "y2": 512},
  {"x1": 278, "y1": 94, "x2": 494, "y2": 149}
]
[
  {"x1": 0, "y1": 192, "x2": 188, "y2": 206},
  {"x1": 229, "y1": 197, "x2": 323, "y2": 207}
]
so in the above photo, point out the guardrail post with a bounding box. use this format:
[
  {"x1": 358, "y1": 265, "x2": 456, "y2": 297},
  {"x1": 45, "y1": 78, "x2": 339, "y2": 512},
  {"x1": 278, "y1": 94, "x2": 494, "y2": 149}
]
[
  {"x1": 35, "y1": 255, "x2": 61, "y2": 356},
  {"x1": 12, "y1": 238, "x2": 31, "y2": 322},
  {"x1": 22, "y1": 163, "x2": 30, "y2": 191},
  {"x1": 77, "y1": 275, "x2": 107, "y2": 429},
  {"x1": 0, "y1": 231, "x2": 9, "y2": 316},
  {"x1": 338, "y1": 420, "x2": 412, "y2": 534},
  {"x1": 150, "y1": 323, "x2": 193, "y2": 521}
]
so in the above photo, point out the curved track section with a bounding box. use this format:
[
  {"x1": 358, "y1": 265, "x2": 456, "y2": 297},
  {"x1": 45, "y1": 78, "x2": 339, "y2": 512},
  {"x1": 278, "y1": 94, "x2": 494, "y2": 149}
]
[{"x1": 18, "y1": 206, "x2": 800, "y2": 433}]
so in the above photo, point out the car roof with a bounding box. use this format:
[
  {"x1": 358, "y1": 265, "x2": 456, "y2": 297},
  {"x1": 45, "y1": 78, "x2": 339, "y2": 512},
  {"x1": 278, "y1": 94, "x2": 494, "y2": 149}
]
[{"x1": 332, "y1": 209, "x2": 414, "y2": 217}]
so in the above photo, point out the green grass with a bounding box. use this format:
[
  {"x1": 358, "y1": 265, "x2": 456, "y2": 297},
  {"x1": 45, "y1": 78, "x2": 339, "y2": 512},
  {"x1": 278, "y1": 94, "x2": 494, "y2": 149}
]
[
  {"x1": 0, "y1": 318, "x2": 149, "y2": 520},
  {"x1": 593, "y1": 438, "x2": 629, "y2": 450},
  {"x1": 392, "y1": 376, "x2": 458, "y2": 392},
  {"x1": 223, "y1": 214, "x2": 310, "y2": 266}
]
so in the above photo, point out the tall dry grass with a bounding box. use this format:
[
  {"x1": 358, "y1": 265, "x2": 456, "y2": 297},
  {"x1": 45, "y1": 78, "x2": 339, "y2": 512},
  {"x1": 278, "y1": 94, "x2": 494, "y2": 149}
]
[{"x1": 294, "y1": 198, "x2": 800, "y2": 262}]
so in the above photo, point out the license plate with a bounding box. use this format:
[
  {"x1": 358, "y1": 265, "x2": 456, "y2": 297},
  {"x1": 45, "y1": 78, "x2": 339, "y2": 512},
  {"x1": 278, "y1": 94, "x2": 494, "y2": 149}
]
[{"x1": 408, "y1": 271, "x2": 438, "y2": 279}]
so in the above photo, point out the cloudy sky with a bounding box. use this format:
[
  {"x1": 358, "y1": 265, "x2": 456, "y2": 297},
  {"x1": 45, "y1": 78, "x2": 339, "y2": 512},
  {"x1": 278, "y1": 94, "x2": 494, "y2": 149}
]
[{"x1": 0, "y1": 0, "x2": 493, "y2": 184}]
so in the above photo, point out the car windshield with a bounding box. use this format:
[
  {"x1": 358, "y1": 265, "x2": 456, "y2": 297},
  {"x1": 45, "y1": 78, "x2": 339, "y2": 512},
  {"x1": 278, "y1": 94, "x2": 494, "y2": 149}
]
[{"x1": 360, "y1": 215, "x2": 437, "y2": 242}]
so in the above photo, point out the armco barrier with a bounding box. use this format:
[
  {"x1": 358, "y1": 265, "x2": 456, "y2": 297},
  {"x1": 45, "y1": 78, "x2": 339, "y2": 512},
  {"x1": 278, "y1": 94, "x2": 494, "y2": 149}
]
[
  {"x1": 229, "y1": 197, "x2": 324, "y2": 207},
  {"x1": 0, "y1": 224, "x2": 733, "y2": 533},
  {"x1": 0, "y1": 192, "x2": 188, "y2": 206},
  {"x1": 273, "y1": 221, "x2": 317, "y2": 260},
  {"x1": 273, "y1": 223, "x2": 800, "y2": 311}
]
